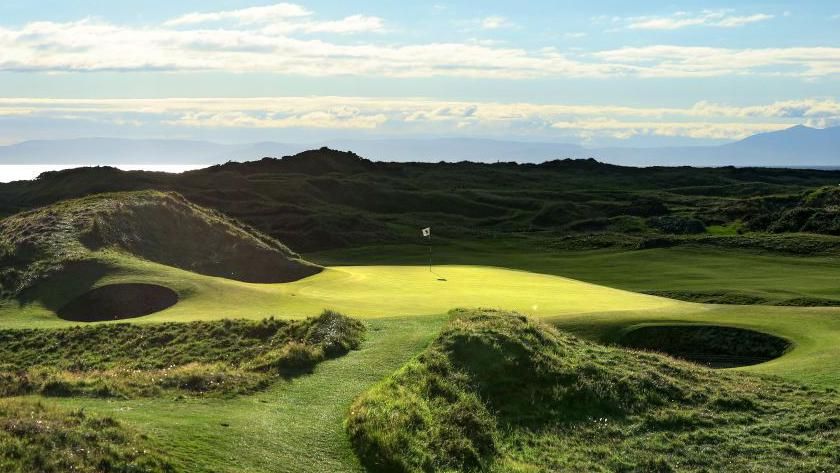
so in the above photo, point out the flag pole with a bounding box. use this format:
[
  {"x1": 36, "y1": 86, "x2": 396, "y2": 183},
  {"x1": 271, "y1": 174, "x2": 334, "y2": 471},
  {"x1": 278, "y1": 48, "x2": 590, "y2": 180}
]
[{"x1": 428, "y1": 232, "x2": 432, "y2": 272}]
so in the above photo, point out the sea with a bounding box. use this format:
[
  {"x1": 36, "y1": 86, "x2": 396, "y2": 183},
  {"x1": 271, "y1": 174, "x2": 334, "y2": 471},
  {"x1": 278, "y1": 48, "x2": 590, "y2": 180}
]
[{"x1": 0, "y1": 164, "x2": 211, "y2": 183}]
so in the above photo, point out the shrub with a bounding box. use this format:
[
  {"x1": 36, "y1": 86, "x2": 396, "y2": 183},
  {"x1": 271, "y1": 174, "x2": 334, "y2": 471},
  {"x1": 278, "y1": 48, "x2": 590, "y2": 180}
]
[{"x1": 647, "y1": 215, "x2": 706, "y2": 234}]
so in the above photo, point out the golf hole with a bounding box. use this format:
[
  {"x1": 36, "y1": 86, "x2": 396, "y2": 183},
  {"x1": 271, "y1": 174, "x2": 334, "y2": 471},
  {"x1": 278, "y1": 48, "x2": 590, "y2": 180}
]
[
  {"x1": 57, "y1": 283, "x2": 179, "y2": 322},
  {"x1": 618, "y1": 324, "x2": 790, "y2": 368}
]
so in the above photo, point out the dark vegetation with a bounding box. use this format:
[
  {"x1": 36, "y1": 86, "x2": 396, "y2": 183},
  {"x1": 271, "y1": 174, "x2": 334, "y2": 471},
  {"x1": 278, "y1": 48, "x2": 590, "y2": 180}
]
[
  {"x1": 57, "y1": 283, "x2": 179, "y2": 322},
  {"x1": 0, "y1": 310, "x2": 365, "y2": 398},
  {"x1": 0, "y1": 190, "x2": 320, "y2": 298},
  {"x1": 347, "y1": 309, "x2": 840, "y2": 472},
  {"x1": 617, "y1": 324, "x2": 790, "y2": 368},
  {"x1": 643, "y1": 289, "x2": 840, "y2": 306},
  {"x1": 3, "y1": 149, "x2": 840, "y2": 255},
  {"x1": 0, "y1": 399, "x2": 173, "y2": 473}
]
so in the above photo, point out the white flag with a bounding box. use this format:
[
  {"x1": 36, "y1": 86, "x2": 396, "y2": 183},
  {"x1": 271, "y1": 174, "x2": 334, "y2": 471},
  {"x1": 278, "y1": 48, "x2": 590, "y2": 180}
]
[{"x1": 422, "y1": 227, "x2": 431, "y2": 237}]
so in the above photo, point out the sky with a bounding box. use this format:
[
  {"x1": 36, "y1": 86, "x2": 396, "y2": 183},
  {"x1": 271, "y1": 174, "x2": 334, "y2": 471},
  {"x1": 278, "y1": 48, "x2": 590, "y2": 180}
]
[{"x1": 0, "y1": 0, "x2": 838, "y2": 147}]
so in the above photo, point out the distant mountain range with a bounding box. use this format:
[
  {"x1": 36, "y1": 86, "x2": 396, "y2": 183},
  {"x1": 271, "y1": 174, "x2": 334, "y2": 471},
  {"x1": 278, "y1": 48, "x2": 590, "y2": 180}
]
[{"x1": 1, "y1": 125, "x2": 837, "y2": 167}]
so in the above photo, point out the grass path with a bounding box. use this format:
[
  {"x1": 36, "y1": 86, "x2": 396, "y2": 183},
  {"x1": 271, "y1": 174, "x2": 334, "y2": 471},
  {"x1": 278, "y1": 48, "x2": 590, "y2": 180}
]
[{"x1": 47, "y1": 315, "x2": 445, "y2": 473}]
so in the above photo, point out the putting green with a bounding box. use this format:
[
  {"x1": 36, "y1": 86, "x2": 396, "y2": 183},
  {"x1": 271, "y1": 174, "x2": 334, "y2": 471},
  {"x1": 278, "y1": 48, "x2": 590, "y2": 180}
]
[
  {"x1": 277, "y1": 265, "x2": 685, "y2": 318},
  {"x1": 0, "y1": 257, "x2": 687, "y2": 328}
]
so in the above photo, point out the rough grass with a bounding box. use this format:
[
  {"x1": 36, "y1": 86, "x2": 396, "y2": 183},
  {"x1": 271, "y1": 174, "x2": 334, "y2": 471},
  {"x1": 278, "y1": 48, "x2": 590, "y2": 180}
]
[
  {"x1": 0, "y1": 190, "x2": 319, "y2": 297},
  {"x1": 0, "y1": 398, "x2": 174, "y2": 473},
  {"x1": 0, "y1": 310, "x2": 365, "y2": 398},
  {"x1": 347, "y1": 309, "x2": 840, "y2": 473}
]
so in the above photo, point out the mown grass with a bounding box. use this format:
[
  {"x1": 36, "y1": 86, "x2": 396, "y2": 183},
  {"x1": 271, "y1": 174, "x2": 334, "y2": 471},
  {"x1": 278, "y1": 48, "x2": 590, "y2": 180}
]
[
  {"x1": 347, "y1": 309, "x2": 840, "y2": 473},
  {"x1": 0, "y1": 311, "x2": 365, "y2": 399},
  {"x1": 310, "y1": 239, "x2": 840, "y2": 305}
]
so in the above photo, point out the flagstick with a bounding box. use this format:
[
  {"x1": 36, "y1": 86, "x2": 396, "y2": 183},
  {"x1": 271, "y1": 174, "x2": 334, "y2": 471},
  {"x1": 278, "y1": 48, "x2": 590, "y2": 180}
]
[{"x1": 428, "y1": 232, "x2": 432, "y2": 273}]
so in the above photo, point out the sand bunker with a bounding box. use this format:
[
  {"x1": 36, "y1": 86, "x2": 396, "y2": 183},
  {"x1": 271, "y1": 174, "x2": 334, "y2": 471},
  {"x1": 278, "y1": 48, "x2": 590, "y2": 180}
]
[
  {"x1": 618, "y1": 324, "x2": 790, "y2": 368},
  {"x1": 57, "y1": 283, "x2": 178, "y2": 322}
]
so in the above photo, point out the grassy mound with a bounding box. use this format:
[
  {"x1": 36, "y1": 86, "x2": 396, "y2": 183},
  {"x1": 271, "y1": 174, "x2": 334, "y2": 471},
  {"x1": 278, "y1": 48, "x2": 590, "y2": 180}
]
[
  {"x1": 0, "y1": 310, "x2": 365, "y2": 398},
  {"x1": 618, "y1": 324, "x2": 790, "y2": 368},
  {"x1": 0, "y1": 399, "x2": 173, "y2": 473},
  {"x1": 0, "y1": 190, "x2": 320, "y2": 298},
  {"x1": 57, "y1": 283, "x2": 179, "y2": 322},
  {"x1": 347, "y1": 309, "x2": 840, "y2": 472}
]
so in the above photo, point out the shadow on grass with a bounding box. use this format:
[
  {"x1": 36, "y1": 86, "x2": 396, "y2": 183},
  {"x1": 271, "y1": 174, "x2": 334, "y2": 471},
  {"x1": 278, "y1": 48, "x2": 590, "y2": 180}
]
[{"x1": 16, "y1": 259, "x2": 112, "y2": 311}]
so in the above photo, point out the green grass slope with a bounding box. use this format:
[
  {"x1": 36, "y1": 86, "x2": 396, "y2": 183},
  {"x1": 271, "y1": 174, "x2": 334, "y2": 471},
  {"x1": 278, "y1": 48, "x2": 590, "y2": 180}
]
[
  {"x1": 348, "y1": 309, "x2": 840, "y2": 473},
  {"x1": 0, "y1": 190, "x2": 320, "y2": 299}
]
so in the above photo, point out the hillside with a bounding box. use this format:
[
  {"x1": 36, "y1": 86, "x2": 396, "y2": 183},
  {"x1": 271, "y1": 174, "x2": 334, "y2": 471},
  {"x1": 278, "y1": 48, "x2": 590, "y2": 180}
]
[
  {"x1": 0, "y1": 190, "x2": 320, "y2": 298},
  {"x1": 1, "y1": 126, "x2": 838, "y2": 167},
  {"x1": 4, "y1": 149, "x2": 840, "y2": 253},
  {"x1": 348, "y1": 309, "x2": 840, "y2": 472}
]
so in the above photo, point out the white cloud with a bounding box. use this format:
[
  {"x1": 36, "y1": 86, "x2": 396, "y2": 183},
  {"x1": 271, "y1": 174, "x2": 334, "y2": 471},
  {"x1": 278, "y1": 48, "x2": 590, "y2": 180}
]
[
  {"x1": 592, "y1": 45, "x2": 840, "y2": 77},
  {"x1": 0, "y1": 17, "x2": 837, "y2": 79},
  {"x1": 0, "y1": 5, "x2": 834, "y2": 80},
  {"x1": 480, "y1": 16, "x2": 514, "y2": 30},
  {"x1": 550, "y1": 119, "x2": 788, "y2": 140},
  {"x1": 164, "y1": 3, "x2": 383, "y2": 34},
  {"x1": 623, "y1": 9, "x2": 774, "y2": 30},
  {"x1": 164, "y1": 3, "x2": 312, "y2": 26},
  {"x1": 0, "y1": 97, "x2": 835, "y2": 141}
]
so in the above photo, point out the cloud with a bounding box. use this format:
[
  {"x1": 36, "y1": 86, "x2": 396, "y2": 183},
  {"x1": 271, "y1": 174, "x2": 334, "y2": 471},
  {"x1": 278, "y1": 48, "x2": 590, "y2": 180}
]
[
  {"x1": 480, "y1": 16, "x2": 515, "y2": 30},
  {"x1": 163, "y1": 3, "x2": 383, "y2": 34},
  {"x1": 0, "y1": 96, "x2": 834, "y2": 141},
  {"x1": 622, "y1": 9, "x2": 774, "y2": 30},
  {"x1": 0, "y1": 4, "x2": 834, "y2": 79},
  {"x1": 592, "y1": 45, "x2": 840, "y2": 77},
  {"x1": 0, "y1": 16, "x2": 837, "y2": 79},
  {"x1": 550, "y1": 119, "x2": 788, "y2": 140},
  {"x1": 164, "y1": 3, "x2": 312, "y2": 26}
]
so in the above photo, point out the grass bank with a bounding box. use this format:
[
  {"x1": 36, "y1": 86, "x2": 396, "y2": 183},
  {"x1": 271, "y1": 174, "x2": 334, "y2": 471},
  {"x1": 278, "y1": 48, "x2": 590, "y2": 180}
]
[
  {"x1": 0, "y1": 311, "x2": 364, "y2": 399},
  {"x1": 348, "y1": 309, "x2": 840, "y2": 473}
]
